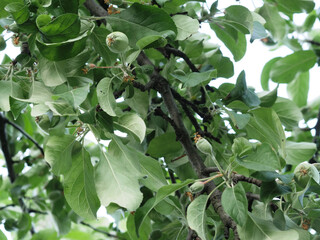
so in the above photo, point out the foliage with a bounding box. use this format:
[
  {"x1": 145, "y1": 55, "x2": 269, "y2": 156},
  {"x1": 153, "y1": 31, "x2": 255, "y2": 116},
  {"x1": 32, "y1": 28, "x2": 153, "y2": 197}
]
[{"x1": 0, "y1": 0, "x2": 320, "y2": 239}]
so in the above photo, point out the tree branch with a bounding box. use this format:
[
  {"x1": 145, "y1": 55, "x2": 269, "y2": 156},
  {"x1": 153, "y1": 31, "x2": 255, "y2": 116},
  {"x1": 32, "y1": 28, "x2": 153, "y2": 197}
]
[
  {"x1": 0, "y1": 113, "x2": 35, "y2": 234},
  {"x1": 309, "y1": 106, "x2": 320, "y2": 163},
  {"x1": 4, "y1": 118, "x2": 44, "y2": 156},
  {"x1": 232, "y1": 173, "x2": 262, "y2": 187},
  {"x1": 80, "y1": 221, "x2": 121, "y2": 239},
  {"x1": 158, "y1": 46, "x2": 199, "y2": 73},
  {"x1": 84, "y1": 0, "x2": 108, "y2": 24},
  {"x1": 136, "y1": 53, "x2": 240, "y2": 239}
]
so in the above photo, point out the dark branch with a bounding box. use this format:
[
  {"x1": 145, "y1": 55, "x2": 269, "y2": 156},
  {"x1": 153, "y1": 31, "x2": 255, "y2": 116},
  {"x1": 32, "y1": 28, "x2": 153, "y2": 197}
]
[
  {"x1": 80, "y1": 221, "x2": 121, "y2": 238},
  {"x1": 136, "y1": 53, "x2": 240, "y2": 239},
  {"x1": 0, "y1": 113, "x2": 16, "y2": 183},
  {"x1": 84, "y1": 0, "x2": 108, "y2": 24},
  {"x1": 309, "y1": 106, "x2": 320, "y2": 163},
  {"x1": 0, "y1": 113, "x2": 35, "y2": 234},
  {"x1": 5, "y1": 118, "x2": 44, "y2": 156},
  {"x1": 202, "y1": 167, "x2": 219, "y2": 175},
  {"x1": 158, "y1": 46, "x2": 199, "y2": 73},
  {"x1": 305, "y1": 39, "x2": 320, "y2": 46},
  {"x1": 232, "y1": 173, "x2": 262, "y2": 187}
]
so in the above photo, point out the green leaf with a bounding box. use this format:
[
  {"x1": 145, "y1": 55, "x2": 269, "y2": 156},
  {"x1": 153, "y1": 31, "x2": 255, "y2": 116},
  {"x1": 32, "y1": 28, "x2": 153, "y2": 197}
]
[
  {"x1": 147, "y1": 132, "x2": 182, "y2": 158},
  {"x1": 208, "y1": 54, "x2": 234, "y2": 78},
  {"x1": 95, "y1": 148, "x2": 143, "y2": 211},
  {"x1": 272, "y1": 97, "x2": 303, "y2": 129},
  {"x1": 135, "y1": 179, "x2": 194, "y2": 234},
  {"x1": 260, "y1": 181, "x2": 291, "y2": 203},
  {"x1": 63, "y1": 142, "x2": 100, "y2": 220},
  {"x1": 45, "y1": 100, "x2": 76, "y2": 116},
  {"x1": 96, "y1": 77, "x2": 117, "y2": 117},
  {"x1": 270, "y1": 50, "x2": 316, "y2": 83},
  {"x1": 9, "y1": 97, "x2": 27, "y2": 120},
  {"x1": 259, "y1": 3, "x2": 286, "y2": 41},
  {"x1": 225, "y1": 5, "x2": 253, "y2": 34},
  {"x1": 245, "y1": 108, "x2": 286, "y2": 157},
  {"x1": 0, "y1": 0, "x2": 22, "y2": 19},
  {"x1": 0, "y1": 230, "x2": 7, "y2": 240},
  {"x1": 259, "y1": 87, "x2": 278, "y2": 108},
  {"x1": 170, "y1": 70, "x2": 216, "y2": 87},
  {"x1": 221, "y1": 184, "x2": 248, "y2": 226},
  {"x1": 172, "y1": 15, "x2": 199, "y2": 41},
  {"x1": 237, "y1": 143, "x2": 281, "y2": 171},
  {"x1": 0, "y1": 81, "x2": 24, "y2": 111},
  {"x1": 59, "y1": 0, "x2": 79, "y2": 13},
  {"x1": 226, "y1": 71, "x2": 260, "y2": 107},
  {"x1": 187, "y1": 195, "x2": 210, "y2": 240},
  {"x1": 260, "y1": 57, "x2": 281, "y2": 91},
  {"x1": 138, "y1": 152, "x2": 167, "y2": 191},
  {"x1": 287, "y1": 71, "x2": 309, "y2": 107},
  {"x1": 251, "y1": 21, "x2": 268, "y2": 41},
  {"x1": 285, "y1": 141, "x2": 316, "y2": 165},
  {"x1": 31, "y1": 229, "x2": 59, "y2": 240},
  {"x1": 114, "y1": 113, "x2": 146, "y2": 143},
  {"x1": 108, "y1": 3, "x2": 177, "y2": 47},
  {"x1": 108, "y1": 137, "x2": 142, "y2": 177},
  {"x1": 54, "y1": 85, "x2": 90, "y2": 108},
  {"x1": 226, "y1": 111, "x2": 251, "y2": 129},
  {"x1": 238, "y1": 213, "x2": 299, "y2": 240},
  {"x1": 90, "y1": 27, "x2": 117, "y2": 65},
  {"x1": 36, "y1": 14, "x2": 80, "y2": 42},
  {"x1": 38, "y1": 57, "x2": 67, "y2": 87},
  {"x1": 44, "y1": 135, "x2": 76, "y2": 175},
  {"x1": 210, "y1": 22, "x2": 247, "y2": 61},
  {"x1": 5, "y1": 2, "x2": 29, "y2": 24},
  {"x1": 36, "y1": 22, "x2": 94, "y2": 61},
  {"x1": 275, "y1": 0, "x2": 315, "y2": 13}
]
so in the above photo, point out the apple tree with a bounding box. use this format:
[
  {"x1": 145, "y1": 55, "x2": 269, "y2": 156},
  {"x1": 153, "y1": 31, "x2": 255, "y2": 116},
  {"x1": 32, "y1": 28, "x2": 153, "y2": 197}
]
[{"x1": 0, "y1": 0, "x2": 320, "y2": 239}]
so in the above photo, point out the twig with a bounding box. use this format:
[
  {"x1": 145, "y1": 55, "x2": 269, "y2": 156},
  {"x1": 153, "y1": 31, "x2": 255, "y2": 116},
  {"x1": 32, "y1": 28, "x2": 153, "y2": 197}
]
[
  {"x1": 168, "y1": 170, "x2": 181, "y2": 198},
  {"x1": 80, "y1": 221, "x2": 121, "y2": 238},
  {"x1": 0, "y1": 113, "x2": 35, "y2": 234},
  {"x1": 202, "y1": 167, "x2": 219, "y2": 175},
  {"x1": 309, "y1": 106, "x2": 320, "y2": 163},
  {"x1": 232, "y1": 173, "x2": 262, "y2": 187},
  {"x1": 4, "y1": 118, "x2": 44, "y2": 156},
  {"x1": 305, "y1": 39, "x2": 320, "y2": 46},
  {"x1": 158, "y1": 46, "x2": 199, "y2": 73},
  {"x1": 0, "y1": 204, "x2": 15, "y2": 210}
]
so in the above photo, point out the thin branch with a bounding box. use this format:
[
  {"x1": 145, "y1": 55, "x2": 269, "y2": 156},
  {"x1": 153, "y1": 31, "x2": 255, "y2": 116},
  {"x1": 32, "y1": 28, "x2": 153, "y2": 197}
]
[
  {"x1": 0, "y1": 113, "x2": 35, "y2": 234},
  {"x1": 5, "y1": 118, "x2": 44, "y2": 156},
  {"x1": 0, "y1": 204, "x2": 15, "y2": 210},
  {"x1": 202, "y1": 167, "x2": 219, "y2": 175},
  {"x1": 232, "y1": 173, "x2": 262, "y2": 187},
  {"x1": 305, "y1": 39, "x2": 320, "y2": 46},
  {"x1": 0, "y1": 113, "x2": 16, "y2": 183},
  {"x1": 158, "y1": 46, "x2": 199, "y2": 73},
  {"x1": 309, "y1": 106, "x2": 320, "y2": 163},
  {"x1": 168, "y1": 169, "x2": 181, "y2": 198},
  {"x1": 80, "y1": 221, "x2": 121, "y2": 239}
]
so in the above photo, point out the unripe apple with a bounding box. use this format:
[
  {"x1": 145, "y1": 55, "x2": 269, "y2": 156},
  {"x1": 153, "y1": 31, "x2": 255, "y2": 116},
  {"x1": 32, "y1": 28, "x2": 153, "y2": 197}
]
[
  {"x1": 294, "y1": 162, "x2": 319, "y2": 188},
  {"x1": 106, "y1": 31, "x2": 129, "y2": 53}
]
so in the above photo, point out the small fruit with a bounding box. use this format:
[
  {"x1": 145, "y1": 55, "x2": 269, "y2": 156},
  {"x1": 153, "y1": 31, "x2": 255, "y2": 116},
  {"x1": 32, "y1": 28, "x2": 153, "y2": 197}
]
[
  {"x1": 106, "y1": 31, "x2": 129, "y2": 53},
  {"x1": 196, "y1": 138, "x2": 213, "y2": 155},
  {"x1": 0, "y1": 36, "x2": 6, "y2": 51},
  {"x1": 189, "y1": 181, "x2": 205, "y2": 193},
  {"x1": 294, "y1": 162, "x2": 319, "y2": 188}
]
